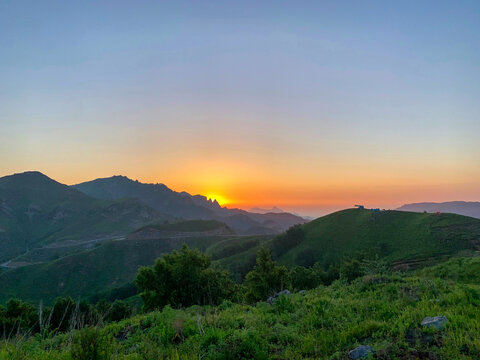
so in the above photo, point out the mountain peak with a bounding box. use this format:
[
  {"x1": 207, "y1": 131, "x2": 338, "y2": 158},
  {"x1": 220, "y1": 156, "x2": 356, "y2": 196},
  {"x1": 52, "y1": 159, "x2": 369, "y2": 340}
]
[{"x1": 0, "y1": 171, "x2": 63, "y2": 188}]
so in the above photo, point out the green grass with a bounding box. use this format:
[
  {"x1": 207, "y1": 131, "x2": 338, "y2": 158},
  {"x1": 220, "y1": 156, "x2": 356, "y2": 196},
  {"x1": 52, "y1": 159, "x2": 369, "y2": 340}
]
[
  {"x1": 276, "y1": 209, "x2": 480, "y2": 268},
  {"x1": 417, "y1": 256, "x2": 480, "y2": 284},
  {"x1": 204, "y1": 209, "x2": 480, "y2": 274},
  {"x1": 2, "y1": 269, "x2": 480, "y2": 359},
  {"x1": 0, "y1": 235, "x2": 273, "y2": 304},
  {"x1": 131, "y1": 220, "x2": 233, "y2": 233},
  {"x1": 3, "y1": 209, "x2": 480, "y2": 305}
]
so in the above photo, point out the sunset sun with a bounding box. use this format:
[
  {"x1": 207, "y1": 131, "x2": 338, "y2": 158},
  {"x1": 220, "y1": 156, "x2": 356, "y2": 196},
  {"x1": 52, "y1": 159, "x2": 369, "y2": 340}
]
[{"x1": 206, "y1": 193, "x2": 229, "y2": 206}]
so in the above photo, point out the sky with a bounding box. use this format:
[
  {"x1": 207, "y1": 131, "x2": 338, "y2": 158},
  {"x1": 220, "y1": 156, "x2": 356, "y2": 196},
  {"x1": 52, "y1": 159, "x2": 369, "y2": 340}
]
[{"x1": 0, "y1": 0, "x2": 479, "y2": 216}]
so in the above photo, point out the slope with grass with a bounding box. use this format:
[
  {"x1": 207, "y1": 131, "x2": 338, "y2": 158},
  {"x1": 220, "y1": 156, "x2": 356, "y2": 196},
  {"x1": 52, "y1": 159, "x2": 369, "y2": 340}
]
[
  {"x1": 3, "y1": 269, "x2": 480, "y2": 359},
  {"x1": 417, "y1": 256, "x2": 480, "y2": 284},
  {"x1": 0, "y1": 233, "x2": 274, "y2": 304},
  {"x1": 127, "y1": 220, "x2": 235, "y2": 239},
  {"x1": 276, "y1": 209, "x2": 480, "y2": 268}
]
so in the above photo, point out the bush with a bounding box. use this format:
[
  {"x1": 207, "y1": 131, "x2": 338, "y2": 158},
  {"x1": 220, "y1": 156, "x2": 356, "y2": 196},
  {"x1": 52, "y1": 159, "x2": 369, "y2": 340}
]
[
  {"x1": 135, "y1": 244, "x2": 235, "y2": 310},
  {"x1": 0, "y1": 299, "x2": 38, "y2": 337},
  {"x1": 70, "y1": 326, "x2": 113, "y2": 360},
  {"x1": 289, "y1": 264, "x2": 325, "y2": 291},
  {"x1": 340, "y1": 259, "x2": 363, "y2": 283}
]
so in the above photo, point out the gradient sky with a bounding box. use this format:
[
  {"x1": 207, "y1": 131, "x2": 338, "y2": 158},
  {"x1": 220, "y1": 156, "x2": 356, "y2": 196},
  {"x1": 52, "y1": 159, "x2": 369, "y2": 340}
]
[{"x1": 1, "y1": 1, "x2": 479, "y2": 216}]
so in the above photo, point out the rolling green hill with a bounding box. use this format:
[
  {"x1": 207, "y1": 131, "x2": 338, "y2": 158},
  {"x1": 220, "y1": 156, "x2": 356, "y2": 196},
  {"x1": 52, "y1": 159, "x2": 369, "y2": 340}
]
[
  {"x1": 0, "y1": 233, "x2": 273, "y2": 304},
  {"x1": 0, "y1": 172, "x2": 164, "y2": 262},
  {"x1": 274, "y1": 209, "x2": 480, "y2": 268},
  {"x1": 203, "y1": 209, "x2": 480, "y2": 272},
  {"x1": 3, "y1": 208, "x2": 480, "y2": 305},
  {"x1": 127, "y1": 220, "x2": 235, "y2": 239}
]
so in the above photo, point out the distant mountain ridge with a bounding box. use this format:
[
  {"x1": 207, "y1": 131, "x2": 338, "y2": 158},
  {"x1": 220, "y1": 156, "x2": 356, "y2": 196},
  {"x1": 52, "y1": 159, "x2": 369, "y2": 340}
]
[
  {"x1": 249, "y1": 206, "x2": 284, "y2": 214},
  {"x1": 397, "y1": 201, "x2": 480, "y2": 219},
  {"x1": 0, "y1": 171, "x2": 163, "y2": 261},
  {"x1": 72, "y1": 175, "x2": 306, "y2": 234}
]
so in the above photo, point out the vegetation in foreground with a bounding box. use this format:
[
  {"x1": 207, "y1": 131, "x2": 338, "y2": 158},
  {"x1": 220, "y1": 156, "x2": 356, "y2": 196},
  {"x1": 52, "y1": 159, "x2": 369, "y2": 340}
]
[
  {"x1": 1, "y1": 246, "x2": 480, "y2": 359},
  {"x1": 2, "y1": 274, "x2": 479, "y2": 359}
]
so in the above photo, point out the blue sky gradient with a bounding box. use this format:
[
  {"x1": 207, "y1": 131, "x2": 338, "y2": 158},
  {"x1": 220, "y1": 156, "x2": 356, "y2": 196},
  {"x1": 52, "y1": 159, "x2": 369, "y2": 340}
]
[{"x1": 1, "y1": 1, "x2": 479, "y2": 215}]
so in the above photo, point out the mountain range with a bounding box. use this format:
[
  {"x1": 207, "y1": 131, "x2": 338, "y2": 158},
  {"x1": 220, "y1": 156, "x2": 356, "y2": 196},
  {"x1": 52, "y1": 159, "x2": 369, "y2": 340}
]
[
  {"x1": 72, "y1": 175, "x2": 305, "y2": 234},
  {"x1": 0, "y1": 171, "x2": 305, "y2": 262},
  {"x1": 397, "y1": 201, "x2": 480, "y2": 219},
  {"x1": 0, "y1": 171, "x2": 161, "y2": 262}
]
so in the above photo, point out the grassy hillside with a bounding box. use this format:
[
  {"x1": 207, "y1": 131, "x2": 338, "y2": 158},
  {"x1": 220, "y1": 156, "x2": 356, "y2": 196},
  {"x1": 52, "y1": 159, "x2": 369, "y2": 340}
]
[
  {"x1": 0, "y1": 172, "x2": 163, "y2": 261},
  {"x1": 276, "y1": 209, "x2": 480, "y2": 268},
  {"x1": 0, "y1": 234, "x2": 273, "y2": 304},
  {"x1": 417, "y1": 256, "x2": 480, "y2": 284},
  {"x1": 3, "y1": 208, "x2": 480, "y2": 305},
  {"x1": 128, "y1": 220, "x2": 235, "y2": 239},
  {"x1": 4, "y1": 270, "x2": 480, "y2": 359}
]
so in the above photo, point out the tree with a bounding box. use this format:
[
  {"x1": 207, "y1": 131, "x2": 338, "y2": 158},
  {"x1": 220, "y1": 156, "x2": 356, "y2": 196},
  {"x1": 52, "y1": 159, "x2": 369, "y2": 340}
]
[
  {"x1": 244, "y1": 247, "x2": 288, "y2": 302},
  {"x1": 135, "y1": 244, "x2": 235, "y2": 311},
  {"x1": 340, "y1": 259, "x2": 363, "y2": 283},
  {"x1": 289, "y1": 263, "x2": 325, "y2": 291}
]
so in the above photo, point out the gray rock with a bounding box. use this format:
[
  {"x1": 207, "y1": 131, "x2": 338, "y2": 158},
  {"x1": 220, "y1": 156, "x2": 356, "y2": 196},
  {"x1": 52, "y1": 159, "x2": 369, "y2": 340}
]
[
  {"x1": 349, "y1": 345, "x2": 374, "y2": 359},
  {"x1": 299, "y1": 290, "x2": 307, "y2": 296},
  {"x1": 266, "y1": 289, "x2": 291, "y2": 304},
  {"x1": 421, "y1": 316, "x2": 447, "y2": 330}
]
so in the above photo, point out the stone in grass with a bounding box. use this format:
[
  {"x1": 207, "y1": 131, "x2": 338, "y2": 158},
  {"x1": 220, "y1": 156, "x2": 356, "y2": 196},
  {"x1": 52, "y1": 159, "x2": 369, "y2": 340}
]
[
  {"x1": 421, "y1": 316, "x2": 448, "y2": 330},
  {"x1": 266, "y1": 289, "x2": 291, "y2": 304},
  {"x1": 349, "y1": 345, "x2": 374, "y2": 359}
]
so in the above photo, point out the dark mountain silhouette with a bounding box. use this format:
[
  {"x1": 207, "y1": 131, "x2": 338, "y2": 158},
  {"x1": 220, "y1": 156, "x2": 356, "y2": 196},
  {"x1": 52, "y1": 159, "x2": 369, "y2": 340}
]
[
  {"x1": 72, "y1": 176, "x2": 306, "y2": 234},
  {"x1": 397, "y1": 201, "x2": 480, "y2": 219},
  {"x1": 72, "y1": 175, "x2": 216, "y2": 220},
  {"x1": 0, "y1": 171, "x2": 163, "y2": 261}
]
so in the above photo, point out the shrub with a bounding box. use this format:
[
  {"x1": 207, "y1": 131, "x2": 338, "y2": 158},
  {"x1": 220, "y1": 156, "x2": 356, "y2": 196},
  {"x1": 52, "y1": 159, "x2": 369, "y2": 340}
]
[
  {"x1": 289, "y1": 263, "x2": 325, "y2": 291},
  {"x1": 70, "y1": 326, "x2": 113, "y2": 360},
  {"x1": 340, "y1": 259, "x2": 363, "y2": 283},
  {"x1": 135, "y1": 244, "x2": 235, "y2": 310}
]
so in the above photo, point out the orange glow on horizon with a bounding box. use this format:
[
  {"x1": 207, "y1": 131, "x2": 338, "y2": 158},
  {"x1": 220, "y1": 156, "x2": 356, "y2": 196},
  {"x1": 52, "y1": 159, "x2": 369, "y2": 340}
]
[{"x1": 205, "y1": 193, "x2": 230, "y2": 206}]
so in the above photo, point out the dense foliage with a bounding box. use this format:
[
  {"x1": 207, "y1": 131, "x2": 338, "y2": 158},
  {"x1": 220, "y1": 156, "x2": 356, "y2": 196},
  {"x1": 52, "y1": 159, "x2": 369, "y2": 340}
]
[
  {"x1": 0, "y1": 297, "x2": 133, "y2": 339},
  {"x1": 2, "y1": 235, "x2": 480, "y2": 359},
  {"x1": 244, "y1": 247, "x2": 288, "y2": 302},
  {"x1": 135, "y1": 244, "x2": 236, "y2": 310},
  {"x1": 2, "y1": 269, "x2": 480, "y2": 359}
]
